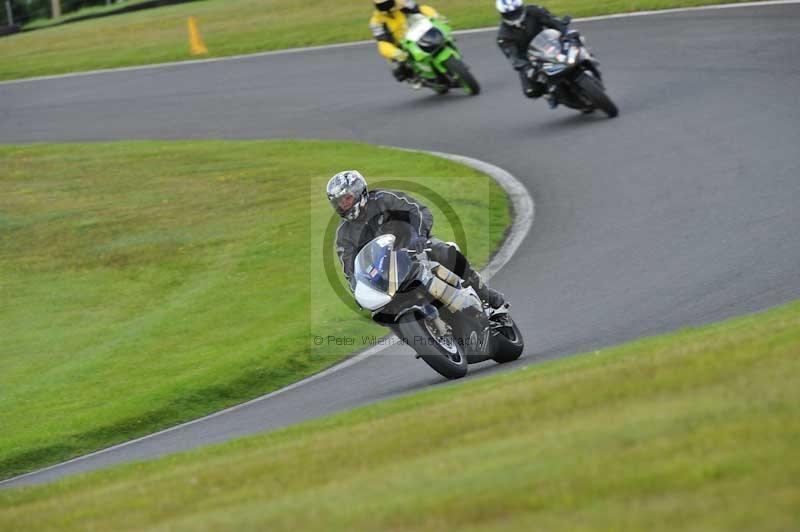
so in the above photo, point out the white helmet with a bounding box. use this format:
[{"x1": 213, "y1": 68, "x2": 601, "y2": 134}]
[{"x1": 496, "y1": 0, "x2": 526, "y2": 27}]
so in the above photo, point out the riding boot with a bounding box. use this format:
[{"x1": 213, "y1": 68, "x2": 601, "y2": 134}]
[
  {"x1": 464, "y1": 270, "x2": 505, "y2": 309},
  {"x1": 426, "y1": 239, "x2": 505, "y2": 309}
]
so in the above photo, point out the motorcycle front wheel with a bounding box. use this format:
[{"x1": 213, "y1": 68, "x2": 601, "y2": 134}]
[
  {"x1": 396, "y1": 313, "x2": 468, "y2": 379},
  {"x1": 442, "y1": 56, "x2": 481, "y2": 96},
  {"x1": 574, "y1": 71, "x2": 618, "y2": 118},
  {"x1": 491, "y1": 314, "x2": 524, "y2": 364}
]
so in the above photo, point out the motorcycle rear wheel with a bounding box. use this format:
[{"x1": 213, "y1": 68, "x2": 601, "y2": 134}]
[
  {"x1": 575, "y1": 71, "x2": 618, "y2": 118},
  {"x1": 396, "y1": 313, "x2": 468, "y2": 379}
]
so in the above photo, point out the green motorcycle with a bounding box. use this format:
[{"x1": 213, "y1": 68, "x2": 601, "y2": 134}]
[{"x1": 400, "y1": 14, "x2": 481, "y2": 95}]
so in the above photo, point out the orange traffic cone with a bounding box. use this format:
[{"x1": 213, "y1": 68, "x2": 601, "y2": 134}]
[{"x1": 188, "y1": 17, "x2": 208, "y2": 56}]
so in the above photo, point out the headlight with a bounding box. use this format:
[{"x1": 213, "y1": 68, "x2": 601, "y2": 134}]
[{"x1": 567, "y1": 46, "x2": 579, "y2": 65}]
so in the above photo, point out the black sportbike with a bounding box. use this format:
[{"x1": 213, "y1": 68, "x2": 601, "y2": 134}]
[
  {"x1": 352, "y1": 232, "x2": 524, "y2": 379},
  {"x1": 528, "y1": 18, "x2": 618, "y2": 117}
]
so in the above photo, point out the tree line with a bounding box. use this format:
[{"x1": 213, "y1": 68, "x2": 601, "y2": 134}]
[{"x1": 2, "y1": 0, "x2": 120, "y2": 27}]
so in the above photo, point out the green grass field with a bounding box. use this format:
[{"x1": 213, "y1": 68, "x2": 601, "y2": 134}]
[
  {"x1": 1, "y1": 299, "x2": 797, "y2": 530},
  {"x1": 0, "y1": 140, "x2": 509, "y2": 480},
  {"x1": 0, "y1": 0, "x2": 757, "y2": 81}
]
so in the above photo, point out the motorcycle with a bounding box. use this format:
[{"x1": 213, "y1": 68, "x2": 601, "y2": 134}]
[
  {"x1": 352, "y1": 232, "x2": 524, "y2": 379},
  {"x1": 400, "y1": 14, "x2": 481, "y2": 96},
  {"x1": 527, "y1": 18, "x2": 618, "y2": 117}
]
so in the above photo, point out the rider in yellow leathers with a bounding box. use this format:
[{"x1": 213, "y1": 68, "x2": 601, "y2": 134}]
[{"x1": 369, "y1": 0, "x2": 441, "y2": 84}]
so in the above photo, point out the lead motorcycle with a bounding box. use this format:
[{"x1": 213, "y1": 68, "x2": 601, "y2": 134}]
[
  {"x1": 353, "y1": 232, "x2": 524, "y2": 379},
  {"x1": 527, "y1": 17, "x2": 618, "y2": 117}
]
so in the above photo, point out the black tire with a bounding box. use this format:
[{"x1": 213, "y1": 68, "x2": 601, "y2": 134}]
[
  {"x1": 574, "y1": 71, "x2": 618, "y2": 118},
  {"x1": 491, "y1": 316, "x2": 524, "y2": 364},
  {"x1": 396, "y1": 314, "x2": 468, "y2": 379},
  {"x1": 442, "y1": 56, "x2": 480, "y2": 96}
]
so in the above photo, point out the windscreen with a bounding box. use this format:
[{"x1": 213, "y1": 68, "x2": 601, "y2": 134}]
[
  {"x1": 354, "y1": 234, "x2": 395, "y2": 294},
  {"x1": 353, "y1": 234, "x2": 413, "y2": 295},
  {"x1": 418, "y1": 26, "x2": 445, "y2": 52},
  {"x1": 529, "y1": 29, "x2": 563, "y2": 61},
  {"x1": 405, "y1": 15, "x2": 434, "y2": 42}
]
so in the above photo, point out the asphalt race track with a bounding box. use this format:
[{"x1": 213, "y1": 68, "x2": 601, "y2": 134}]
[{"x1": 1, "y1": 2, "x2": 799, "y2": 488}]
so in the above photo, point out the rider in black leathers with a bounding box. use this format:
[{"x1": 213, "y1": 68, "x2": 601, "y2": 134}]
[
  {"x1": 327, "y1": 170, "x2": 505, "y2": 309},
  {"x1": 495, "y1": 1, "x2": 567, "y2": 101}
]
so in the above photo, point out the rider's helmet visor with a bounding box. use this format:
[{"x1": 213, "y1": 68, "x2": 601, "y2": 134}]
[
  {"x1": 336, "y1": 193, "x2": 356, "y2": 212},
  {"x1": 502, "y1": 7, "x2": 525, "y2": 24}
]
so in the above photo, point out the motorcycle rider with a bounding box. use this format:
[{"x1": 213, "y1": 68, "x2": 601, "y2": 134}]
[
  {"x1": 327, "y1": 170, "x2": 505, "y2": 309},
  {"x1": 370, "y1": 0, "x2": 441, "y2": 86},
  {"x1": 495, "y1": 0, "x2": 569, "y2": 105}
]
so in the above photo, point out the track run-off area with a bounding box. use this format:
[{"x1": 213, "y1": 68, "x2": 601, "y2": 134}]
[{"x1": 1, "y1": 1, "x2": 799, "y2": 488}]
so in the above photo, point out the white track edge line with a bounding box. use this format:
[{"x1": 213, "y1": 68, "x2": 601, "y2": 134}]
[
  {"x1": 0, "y1": 0, "x2": 797, "y2": 86},
  {"x1": 0, "y1": 149, "x2": 534, "y2": 488}
]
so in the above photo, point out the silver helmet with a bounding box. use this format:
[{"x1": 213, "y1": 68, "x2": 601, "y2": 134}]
[{"x1": 327, "y1": 170, "x2": 368, "y2": 221}]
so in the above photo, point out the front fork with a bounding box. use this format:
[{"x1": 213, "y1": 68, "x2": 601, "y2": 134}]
[
  {"x1": 540, "y1": 62, "x2": 600, "y2": 109},
  {"x1": 431, "y1": 44, "x2": 460, "y2": 74}
]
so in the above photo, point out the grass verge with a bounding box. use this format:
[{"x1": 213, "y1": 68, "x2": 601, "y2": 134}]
[
  {"x1": 0, "y1": 139, "x2": 509, "y2": 480},
  {"x1": 1, "y1": 299, "x2": 797, "y2": 530},
  {"x1": 0, "y1": 0, "x2": 761, "y2": 81}
]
